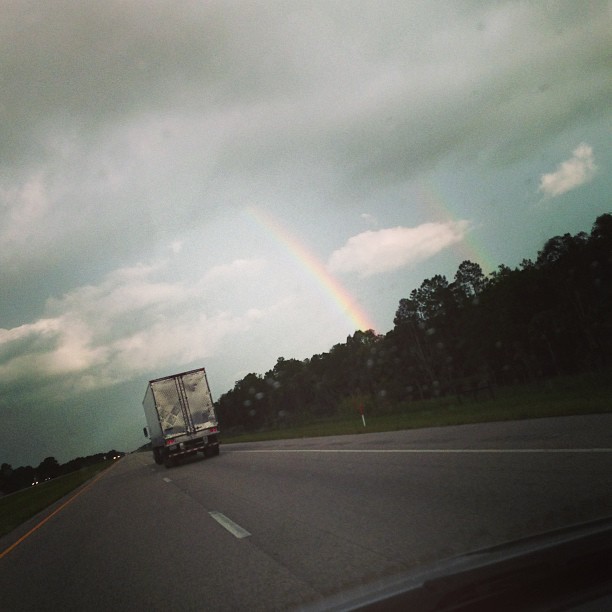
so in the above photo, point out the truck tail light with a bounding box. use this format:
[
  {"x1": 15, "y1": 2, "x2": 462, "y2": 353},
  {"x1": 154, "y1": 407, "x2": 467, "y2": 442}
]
[{"x1": 165, "y1": 438, "x2": 175, "y2": 446}]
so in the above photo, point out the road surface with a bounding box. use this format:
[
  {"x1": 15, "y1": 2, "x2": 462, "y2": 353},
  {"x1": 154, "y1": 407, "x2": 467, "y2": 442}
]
[{"x1": 1, "y1": 415, "x2": 611, "y2": 610}]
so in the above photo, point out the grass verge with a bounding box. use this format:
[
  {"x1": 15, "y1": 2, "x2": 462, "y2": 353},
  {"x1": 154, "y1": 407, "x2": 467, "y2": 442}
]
[
  {"x1": 0, "y1": 461, "x2": 115, "y2": 539},
  {"x1": 222, "y1": 371, "x2": 612, "y2": 444}
]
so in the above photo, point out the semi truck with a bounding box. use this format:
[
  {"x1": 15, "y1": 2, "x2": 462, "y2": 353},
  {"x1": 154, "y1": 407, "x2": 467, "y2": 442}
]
[{"x1": 143, "y1": 367, "x2": 220, "y2": 467}]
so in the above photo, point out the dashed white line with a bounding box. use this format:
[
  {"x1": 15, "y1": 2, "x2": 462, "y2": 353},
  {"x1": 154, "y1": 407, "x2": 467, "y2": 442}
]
[
  {"x1": 163, "y1": 477, "x2": 172, "y2": 482},
  {"x1": 209, "y1": 511, "x2": 251, "y2": 539}
]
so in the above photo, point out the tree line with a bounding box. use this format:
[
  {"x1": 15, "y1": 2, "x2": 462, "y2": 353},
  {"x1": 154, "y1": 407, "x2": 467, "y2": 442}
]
[
  {"x1": 216, "y1": 214, "x2": 611, "y2": 433},
  {"x1": 0, "y1": 451, "x2": 124, "y2": 494}
]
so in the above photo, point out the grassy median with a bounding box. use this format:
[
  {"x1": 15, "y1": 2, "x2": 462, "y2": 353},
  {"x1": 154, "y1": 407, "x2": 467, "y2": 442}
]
[
  {"x1": 0, "y1": 461, "x2": 115, "y2": 539},
  {"x1": 222, "y1": 370, "x2": 612, "y2": 444}
]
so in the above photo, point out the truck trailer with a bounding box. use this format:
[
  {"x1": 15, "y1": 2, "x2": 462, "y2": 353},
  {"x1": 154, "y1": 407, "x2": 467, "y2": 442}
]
[{"x1": 143, "y1": 367, "x2": 220, "y2": 467}]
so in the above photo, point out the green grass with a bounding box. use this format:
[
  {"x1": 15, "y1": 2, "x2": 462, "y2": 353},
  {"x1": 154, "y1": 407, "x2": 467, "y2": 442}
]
[
  {"x1": 222, "y1": 370, "x2": 612, "y2": 444},
  {"x1": 0, "y1": 461, "x2": 115, "y2": 539}
]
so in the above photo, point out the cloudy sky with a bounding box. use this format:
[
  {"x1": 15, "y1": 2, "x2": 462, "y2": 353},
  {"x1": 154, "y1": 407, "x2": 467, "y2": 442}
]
[{"x1": 1, "y1": 1, "x2": 610, "y2": 467}]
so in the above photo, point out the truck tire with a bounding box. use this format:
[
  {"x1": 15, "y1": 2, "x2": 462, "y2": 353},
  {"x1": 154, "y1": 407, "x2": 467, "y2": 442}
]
[
  {"x1": 160, "y1": 448, "x2": 175, "y2": 468},
  {"x1": 205, "y1": 444, "x2": 220, "y2": 458},
  {"x1": 153, "y1": 447, "x2": 164, "y2": 465}
]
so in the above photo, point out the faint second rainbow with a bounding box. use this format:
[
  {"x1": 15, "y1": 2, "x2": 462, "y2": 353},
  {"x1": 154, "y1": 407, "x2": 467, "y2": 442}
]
[
  {"x1": 417, "y1": 179, "x2": 497, "y2": 274},
  {"x1": 246, "y1": 206, "x2": 376, "y2": 333}
]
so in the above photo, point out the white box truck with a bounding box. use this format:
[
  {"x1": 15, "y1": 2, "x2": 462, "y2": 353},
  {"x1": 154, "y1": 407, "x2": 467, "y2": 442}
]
[{"x1": 143, "y1": 367, "x2": 220, "y2": 467}]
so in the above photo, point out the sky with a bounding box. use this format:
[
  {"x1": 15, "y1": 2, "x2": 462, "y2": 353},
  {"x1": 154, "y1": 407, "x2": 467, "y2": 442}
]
[{"x1": 1, "y1": 1, "x2": 610, "y2": 467}]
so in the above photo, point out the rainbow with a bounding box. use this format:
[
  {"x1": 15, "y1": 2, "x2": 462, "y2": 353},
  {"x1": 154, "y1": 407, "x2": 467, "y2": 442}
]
[{"x1": 246, "y1": 206, "x2": 376, "y2": 332}]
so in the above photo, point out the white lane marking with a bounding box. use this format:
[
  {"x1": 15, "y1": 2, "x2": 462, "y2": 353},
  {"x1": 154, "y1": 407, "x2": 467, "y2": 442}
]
[
  {"x1": 231, "y1": 448, "x2": 612, "y2": 454},
  {"x1": 209, "y1": 511, "x2": 251, "y2": 539},
  {"x1": 163, "y1": 477, "x2": 172, "y2": 482}
]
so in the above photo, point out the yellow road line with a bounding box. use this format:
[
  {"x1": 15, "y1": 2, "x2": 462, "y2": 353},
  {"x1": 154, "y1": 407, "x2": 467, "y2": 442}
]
[{"x1": 0, "y1": 461, "x2": 119, "y2": 560}]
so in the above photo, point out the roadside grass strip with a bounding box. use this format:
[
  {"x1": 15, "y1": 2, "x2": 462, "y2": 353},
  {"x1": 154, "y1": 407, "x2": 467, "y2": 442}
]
[
  {"x1": 0, "y1": 461, "x2": 117, "y2": 544},
  {"x1": 222, "y1": 373, "x2": 612, "y2": 446}
]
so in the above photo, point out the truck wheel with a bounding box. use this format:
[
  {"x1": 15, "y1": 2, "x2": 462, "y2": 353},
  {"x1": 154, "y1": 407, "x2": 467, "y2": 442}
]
[
  {"x1": 153, "y1": 448, "x2": 164, "y2": 465},
  {"x1": 163, "y1": 450, "x2": 174, "y2": 468},
  {"x1": 205, "y1": 445, "x2": 219, "y2": 458}
]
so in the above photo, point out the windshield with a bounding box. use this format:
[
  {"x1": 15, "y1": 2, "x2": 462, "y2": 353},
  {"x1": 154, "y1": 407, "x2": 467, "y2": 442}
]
[{"x1": 1, "y1": 2, "x2": 610, "y2": 609}]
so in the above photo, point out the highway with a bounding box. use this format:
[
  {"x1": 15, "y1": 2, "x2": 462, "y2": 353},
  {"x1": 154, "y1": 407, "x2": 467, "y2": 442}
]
[{"x1": 1, "y1": 414, "x2": 611, "y2": 610}]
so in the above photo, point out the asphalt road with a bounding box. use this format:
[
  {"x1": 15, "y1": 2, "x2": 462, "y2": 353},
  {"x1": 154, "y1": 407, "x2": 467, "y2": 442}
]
[{"x1": 1, "y1": 415, "x2": 611, "y2": 610}]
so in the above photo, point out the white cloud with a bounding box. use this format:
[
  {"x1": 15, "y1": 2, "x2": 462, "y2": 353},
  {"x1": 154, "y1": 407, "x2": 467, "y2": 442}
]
[
  {"x1": 44, "y1": 316, "x2": 109, "y2": 375},
  {"x1": 0, "y1": 257, "x2": 282, "y2": 390},
  {"x1": 538, "y1": 143, "x2": 597, "y2": 198},
  {"x1": 204, "y1": 258, "x2": 266, "y2": 283},
  {"x1": 0, "y1": 173, "x2": 53, "y2": 247},
  {"x1": 328, "y1": 221, "x2": 470, "y2": 278}
]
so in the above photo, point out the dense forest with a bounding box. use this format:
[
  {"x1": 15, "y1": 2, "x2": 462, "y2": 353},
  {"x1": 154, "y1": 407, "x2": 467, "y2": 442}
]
[
  {"x1": 0, "y1": 451, "x2": 124, "y2": 495},
  {"x1": 217, "y1": 214, "x2": 612, "y2": 432}
]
